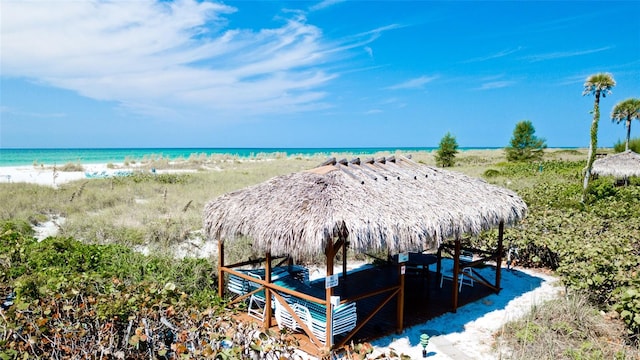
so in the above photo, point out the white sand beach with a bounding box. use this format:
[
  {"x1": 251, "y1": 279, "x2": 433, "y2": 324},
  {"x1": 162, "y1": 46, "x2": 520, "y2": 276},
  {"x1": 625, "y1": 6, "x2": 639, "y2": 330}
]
[
  {"x1": 0, "y1": 164, "x2": 198, "y2": 188},
  {"x1": 0, "y1": 165, "x2": 86, "y2": 187},
  {"x1": 0, "y1": 164, "x2": 125, "y2": 187}
]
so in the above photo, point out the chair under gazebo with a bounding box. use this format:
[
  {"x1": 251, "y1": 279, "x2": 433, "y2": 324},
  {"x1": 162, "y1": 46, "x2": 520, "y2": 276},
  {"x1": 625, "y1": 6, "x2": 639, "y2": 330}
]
[{"x1": 203, "y1": 155, "x2": 527, "y2": 353}]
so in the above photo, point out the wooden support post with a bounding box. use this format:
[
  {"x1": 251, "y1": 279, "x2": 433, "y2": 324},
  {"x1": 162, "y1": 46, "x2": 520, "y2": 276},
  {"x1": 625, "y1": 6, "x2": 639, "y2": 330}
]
[
  {"x1": 496, "y1": 221, "x2": 504, "y2": 292},
  {"x1": 325, "y1": 239, "x2": 335, "y2": 348},
  {"x1": 218, "y1": 240, "x2": 224, "y2": 298},
  {"x1": 436, "y1": 245, "x2": 442, "y2": 275},
  {"x1": 452, "y1": 238, "x2": 461, "y2": 313},
  {"x1": 397, "y1": 261, "x2": 405, "y2": 334},
  {"x1": 265, "y1": 252, "x2": 272, "y2": 328},
  {"x1": 342, "y1": 241, "x2": 347, "y2": 280}
]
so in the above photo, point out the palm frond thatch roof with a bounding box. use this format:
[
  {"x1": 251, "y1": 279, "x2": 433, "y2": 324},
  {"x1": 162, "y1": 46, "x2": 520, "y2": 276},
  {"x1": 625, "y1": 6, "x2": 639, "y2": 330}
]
[
  {"x1": 591, "y1": 150, "x2": 640, "y2": 177},
  {"x1": 203, "y1": 156, "x2": 527, "y2": 259}
]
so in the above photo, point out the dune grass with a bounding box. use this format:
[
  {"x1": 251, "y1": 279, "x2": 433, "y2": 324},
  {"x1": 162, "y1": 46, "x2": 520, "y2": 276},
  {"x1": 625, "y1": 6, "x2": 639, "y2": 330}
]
[{"x1": 495, "y1": 293, "x2": 638, "y2": 359}]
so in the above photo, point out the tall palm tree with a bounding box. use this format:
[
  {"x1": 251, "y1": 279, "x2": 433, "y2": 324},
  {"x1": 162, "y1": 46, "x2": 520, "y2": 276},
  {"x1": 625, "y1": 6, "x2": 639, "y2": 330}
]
[
  {"x1": 582, "y1": 72, "x2": 616, "y2": 202},
  {"x1": 611, "y1": 98, "x2": 640, "y2": 151}
]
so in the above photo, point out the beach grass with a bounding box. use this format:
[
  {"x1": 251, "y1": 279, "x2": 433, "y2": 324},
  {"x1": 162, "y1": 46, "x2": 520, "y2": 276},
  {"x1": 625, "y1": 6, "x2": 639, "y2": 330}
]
[{"x1": 496, "y1": 293, "x2": 638, "y2": 359}]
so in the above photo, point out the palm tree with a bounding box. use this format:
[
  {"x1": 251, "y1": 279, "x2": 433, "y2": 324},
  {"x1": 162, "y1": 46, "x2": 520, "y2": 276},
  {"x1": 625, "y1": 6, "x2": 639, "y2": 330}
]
[
  {"x1": 611, "y1": 98, "x2": 640, "y2": 151},
  {"x1": 582, "y1": 72, "x2": 616, "y2": 202}
]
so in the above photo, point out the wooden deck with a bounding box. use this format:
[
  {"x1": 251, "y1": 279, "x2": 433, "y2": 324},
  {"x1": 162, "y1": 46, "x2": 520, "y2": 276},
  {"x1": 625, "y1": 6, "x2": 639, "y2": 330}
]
[
  {"x1": 329, "y1": 263, "x2": 496, "y2": 344},
  {"x1": 230, "y1": 262, "x2": 497, "y2": 356}
]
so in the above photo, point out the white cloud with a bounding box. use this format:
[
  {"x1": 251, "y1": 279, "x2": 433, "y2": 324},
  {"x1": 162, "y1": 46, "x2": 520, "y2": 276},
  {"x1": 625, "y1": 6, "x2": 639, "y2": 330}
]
[
  {"x1": 366, "y1": 109, "x2": 383, "y2": 114},
  {"x1": 309, "y1": 0, "x2": 347, "y2": 12},
  {"x1": 0, "y1": 0, "x2": 352, "y2": 119},
  {"x1": 476, "y1": 80, "x2": 515, "y2": 90},
  {"x1": 0, "y1": 106, "x2": 67, "y2": 119},
  {"x1": 386, "y1": 76, "x2": 438, "y2": 90},
  {"x1": 461, "y1": 47, "x2": 523, "y2": 63},
  {"x1": 353, "y1": 24, "x2": 405, "y2": 40},
  {"x1": 364, "y1": 46, "x2": 373, "y2": 58},
  {"x1": 524, "y1": 46, "x2": 613, "y2": 62}
]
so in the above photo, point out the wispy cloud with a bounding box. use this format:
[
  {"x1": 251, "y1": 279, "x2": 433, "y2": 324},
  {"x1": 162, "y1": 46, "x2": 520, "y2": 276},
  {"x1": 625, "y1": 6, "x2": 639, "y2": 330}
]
[
  {"x1": 557, "y1": 58, "x2": 640, "y2": 86},
  {"x1": 475, "y1": 80, "x2": 516, "y2": 91},
  {"x1": 525, "y1": 46, "x2": 613, "y2": 62},
  {"x1": 364, "y1": 46, "x2": 373, "y2": 58},
  {"x1": 523, "y1": 11, "x2": 601, "y2": 36},
  {"x1": 1, "y1": 106, "x2": 67, "y2": 119},
  {"x1": 366, "y1": 109, "x2": 383, "y2": 115},
  {"x1": 354, "y1": 24, "x2": 406, "y2": 40},
  {"x1": 556, "y1": 73, "x2": 591, "y2": 86},
  {"x1": 386, "y1": 76, "x2": 438, "y2": 90},
  {"x1": 309, "y1": 0, "x2": 346, "y2": 12},
  {"x1": 329, "y1": 24, "x2": 403, "y2": 63},
  {"x1": 461, "y1": 47, "x2": 523, "y2": 63},
  {"x1": 0, "y1": 0, "x2": 369, "y2": 119}
]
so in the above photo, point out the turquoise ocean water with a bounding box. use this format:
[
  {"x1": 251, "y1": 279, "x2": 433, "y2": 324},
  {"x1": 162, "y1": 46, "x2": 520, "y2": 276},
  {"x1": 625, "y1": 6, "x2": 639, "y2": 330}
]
[{"x1": 0, "y1": 147, "x2": 482, "y2": 167}]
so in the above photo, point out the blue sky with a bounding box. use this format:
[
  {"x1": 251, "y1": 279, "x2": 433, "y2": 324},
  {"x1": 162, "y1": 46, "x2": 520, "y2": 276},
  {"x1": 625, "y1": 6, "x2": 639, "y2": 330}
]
[{"x1": 1, "y1": 0, "x2": 639, "y2": 149}]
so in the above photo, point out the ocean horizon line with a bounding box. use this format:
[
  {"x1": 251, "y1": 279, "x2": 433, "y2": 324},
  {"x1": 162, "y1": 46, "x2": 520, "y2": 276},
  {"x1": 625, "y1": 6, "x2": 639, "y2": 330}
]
[{"x1": 1, "y1": 146, "x2": 582, "y2": 150}]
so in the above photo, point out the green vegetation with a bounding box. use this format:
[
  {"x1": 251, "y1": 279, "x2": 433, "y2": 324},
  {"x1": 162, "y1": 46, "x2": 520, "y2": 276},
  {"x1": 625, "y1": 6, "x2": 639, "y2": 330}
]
[
  {"x1": 0, "y1": 220, "x2": 409, "y2": 359},
  {"x1": 435, "y1": 132, "x2": 459, "y2": 167},
  {"x1": 614, "y1": 137, "x2": 640, "y2": 153},
  {"x1": 505, "y1": 120, "x2": 547, "y2": 162},
  {"x1": 497, "y1": 294, "x2": 637, "y2": 359},
  {"x1": 0, "y1": 150, "x2": 638, "y2": 358},
  {"x1": 476, "y1": 159, "x2": 640, "y2": 350},
  {"x1": 0, "y1": 221, "x2": 269, "y2": 359},
  {"x1": 582, "y1": 72, "x2": 616, "y2": 202},
  {"x1": 611, "y1": 98, "x2": 640, "y2": 151}
]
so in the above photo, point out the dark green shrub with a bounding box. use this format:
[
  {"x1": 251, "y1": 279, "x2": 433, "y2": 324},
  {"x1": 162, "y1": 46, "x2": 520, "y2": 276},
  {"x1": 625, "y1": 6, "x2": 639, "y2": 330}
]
[
  {"x1": 0, "y1": 221, "x2": 219, "y2": 307},
  {"x1": 0, "y1": 220, "x2": 36, "y2": 281},
  {"x1": 613, "y1": 137, "x2": 640, "y2": 153},
  {"x1": 435, "y1": 132, "x2": 458, "y2": 167},
  {"x1": 614, "y1": 286, "x2": 640, "y2": 343},
  {"x1": 505, "y1": 120, "x2": 547, "y2": 162},
  {"x1": 587, "y1": 179, "x2": 617, "y2": 201},
  {"x1": 1, "y1": 219, "x2": 34, "y2": 236},
  {"x1": 484, "y1": 169, "x2": 500, "y2": 178}
]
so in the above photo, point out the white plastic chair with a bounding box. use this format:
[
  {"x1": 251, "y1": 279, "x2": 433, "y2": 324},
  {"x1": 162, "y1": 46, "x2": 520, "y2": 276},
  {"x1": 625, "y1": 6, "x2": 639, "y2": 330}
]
[
  {"x1": 275, "y1": 297, "x2": 357, "y2": 346},
  {"x1": 274, "y1": 298, "x2": 306, "y2": 331},
  {"x1": 440, "y1": 264, "x2": 474, "y2": 292},
  {"x1": 227, "y1": 273, "x2": 248, "y2": 295},
  {"x1": 247, "y1": 272, "x2": 267, "y2": 321}
]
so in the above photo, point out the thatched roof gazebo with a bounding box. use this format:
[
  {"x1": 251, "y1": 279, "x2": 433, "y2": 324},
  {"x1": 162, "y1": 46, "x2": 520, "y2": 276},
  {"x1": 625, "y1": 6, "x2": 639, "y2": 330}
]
[
  {"x1": 203, "y1": 155, "x2": 527, "y2": 350},
  {"x1": 591, "y1": 150, "x2": 640, "y2": 178}
]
